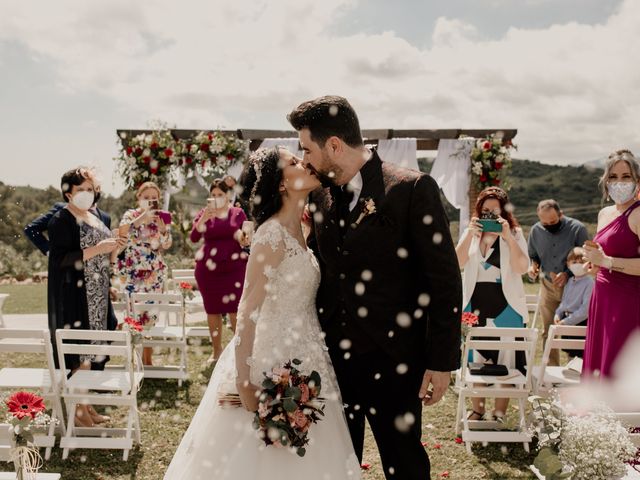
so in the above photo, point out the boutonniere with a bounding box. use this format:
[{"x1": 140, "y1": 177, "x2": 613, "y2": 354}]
[{"x1": 355, "y1": 198, "x2": 376, "y2": 226}]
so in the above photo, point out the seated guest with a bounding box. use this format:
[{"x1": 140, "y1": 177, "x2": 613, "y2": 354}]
[{"x1": 456, "y1": 187, "x2": 530, "y2": 422}]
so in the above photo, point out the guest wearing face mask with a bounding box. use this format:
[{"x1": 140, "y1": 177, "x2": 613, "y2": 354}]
[
  {"x1": 553, "y1": 247, "x2": 594, "y2": 359},
  {"x1": 116, "y1": 181, "x2": 172, "y2": 365},
  {"x1": 582, "y1": 149, "x2": 640, "y2": 379},
  {"x1": 48, "y1": 168, "x2": 125, "y2": 427},
  {"x1": 527, "y1": 199, "x2": 588, "y2": 366},
  {"x1": 191, "y1": 179, "x2": 250, "y2": 362}
]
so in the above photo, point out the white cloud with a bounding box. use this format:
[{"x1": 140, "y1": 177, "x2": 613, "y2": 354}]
[{"x1": 0, "y1": 0, "x2": 638, "y2": 194}]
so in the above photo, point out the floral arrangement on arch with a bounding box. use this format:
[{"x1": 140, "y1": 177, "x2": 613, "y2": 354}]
[
  {"x1": 180, "y1": 131, "x2": 248, "y2": 179},
  {"x1": 117, "y1": 129, "x2": 181, "y2": 189},
  {"x1": 529, "y1": 395, "x2": 637, "y2": 479},
  {"x1": 470, "y1": 134, "x2": 516, "y2": 191}
]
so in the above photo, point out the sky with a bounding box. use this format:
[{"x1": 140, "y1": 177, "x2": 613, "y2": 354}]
[{"x1": 0, "y1": 0, "x2": 638, "y2": 196}]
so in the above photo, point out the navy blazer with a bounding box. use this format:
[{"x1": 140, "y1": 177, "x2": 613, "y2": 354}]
[{"x1": 24, "y1": 203, "x2": 112, "y2": 255}]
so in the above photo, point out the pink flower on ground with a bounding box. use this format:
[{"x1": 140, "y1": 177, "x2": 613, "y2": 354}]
[
  {"x1": 455, "y1": 437, "x2": 463, "y2": 444},
  {"x1": 299, "y1": 383, "x2": 310, "y2": 403},
  {"x1": 360, "y1": 463, "x2": 371, "y2": 470},
  {"x1": 292, "y1": 409, "x2": 309, "y2": 429}
]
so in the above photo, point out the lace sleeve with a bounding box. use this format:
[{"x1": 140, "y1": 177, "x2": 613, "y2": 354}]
[{"x1": 234, "y1": 221, "x2": 285, "y2": 385}]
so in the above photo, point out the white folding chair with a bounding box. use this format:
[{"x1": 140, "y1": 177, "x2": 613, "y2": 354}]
[
  {"x1": 171, "y1": 268, "x2": 196, "y2": 285},
  {"x1": 455, "y1": 327, "x2": 538, "y2": 453},
  {"x1": 0, "y1": 434, "x2": 61, "y2": 479},
  {"x1": 0, "y1": 329, "x2": 66, "y2": 460},
  {"x1": 617, "y1": 412, "x2": 640, "y2": 448},
  {"x1": 525, "y1": 293, "x2": 540, "y2": 329},
  {"x1": 532, "y1": 325, "x2": 586, "y2": 395},
  {"x1": 130, "y1": 293, "x2": 188, "y2": 386},
  {"x1": 0, "y1": 294, "x2": 9, "y2": 328},
  {"x1": 56, "y1": 329, "x2": 143, "y2": 461}
]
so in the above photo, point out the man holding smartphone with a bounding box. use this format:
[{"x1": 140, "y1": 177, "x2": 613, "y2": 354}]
[{"x1": 527, "y1": 199, "x2": 588, "y2": 366}]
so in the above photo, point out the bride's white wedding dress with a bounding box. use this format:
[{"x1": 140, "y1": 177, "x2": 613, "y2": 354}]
[{"x1": 165, "y1": 220, "x2": 361, "y2": 479}]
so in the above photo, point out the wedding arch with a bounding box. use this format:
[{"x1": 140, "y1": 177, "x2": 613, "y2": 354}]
[{"x1": 115, "y1": 127, "x2": 517, "y2": 228}]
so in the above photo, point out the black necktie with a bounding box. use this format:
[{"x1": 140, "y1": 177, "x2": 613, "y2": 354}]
[{"x1": 338, "y1": 186, "x2": 354, "y2": 236}]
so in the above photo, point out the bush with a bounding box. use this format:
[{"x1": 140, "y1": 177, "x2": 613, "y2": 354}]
[{"x1": 0, "y1": 243, "x2": 46, "y2": 281}]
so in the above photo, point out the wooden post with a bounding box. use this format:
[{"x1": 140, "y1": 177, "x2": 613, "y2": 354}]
[{"x1": 468, "y1": 182, "x2": 479, "y2": 221}]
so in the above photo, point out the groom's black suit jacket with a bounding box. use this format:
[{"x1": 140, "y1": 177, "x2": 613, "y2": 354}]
[{"x1": 308, "y1": 151, "x2": 462, "y2": 373}]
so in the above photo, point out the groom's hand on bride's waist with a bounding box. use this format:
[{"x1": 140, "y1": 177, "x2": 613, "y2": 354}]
[{"x1": 419, "y1": 370, "x2": 450, "y2": 406}]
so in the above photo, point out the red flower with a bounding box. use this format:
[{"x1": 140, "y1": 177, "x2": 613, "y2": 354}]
[
  {"x1": 143, "y1": 156, "x2": 151, "y2": 165},
  {"x1": 164, "y1": 148, "x2": 173, "y2": 157},
  {"x1": 185, "y1": 156, "x2": 193, "y2": 164},
  {"x1": 179, "y1": 282, "x2": 193, "y2": 290},
  {"x1": 421, "y1": 441, "x2": 428, "y2": 447},
  {"x1": 441, "y1": 471, "x2": 450, "y2": 478},
  {"x1": 6, "y1": 391, "x2": 46, "y2": 420},
  {"x1": 495, "y1": 162, "x2": 503, "y2": 170},
  {"x1": 135, "y1": 147, "x2": 143, "y2": 156},
  {"x1": 461, "y1": 312, "x2": 479, "y2": 327},
  {"x1": 227, "y1": 154, "x2": 234, "y2": 161},
  {"x1": 150, "y1": 167, "x2": 158, "y2": 174},
  {"x1": 299, "y1": 383, "x2": 310, "y2": 403},
  {"x1": 125, "y1": 146, "x2": 133, "y2": 155},
  {"x1": 360, "y1": 463, "x2": 371, "y2": 470},
  {"x1": 150, "y1": 142, "x2": 159, "y2": 150},
  {"x1": 124, "y1": 316, "x2": 143, "y2": 332},
  {"x1": 433, "y1": 443, "x2": 442, "y2": 449},
  {"x1": 207, "y1": 133, "x2": 213, "y2": 141},
  {"x1": 479, "y1": 174, "x2": 488, "y2": 182},
  {"x1": 455, "y1": 436, "x2": 463, "y2": 444},
  {"x1": 493, "y1": 178, "x2": 501, "y2": 185},
  {"x1": 482, "y1": 141, "x2": 492, "y2": 151},
  {"x1": 200, "y1": 143, "x2": 209, "y2": 152}
]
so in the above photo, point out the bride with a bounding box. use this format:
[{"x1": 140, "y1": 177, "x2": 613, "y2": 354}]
[{"x1": 164, "y1": 147, "x2": 361, "y2": 479}]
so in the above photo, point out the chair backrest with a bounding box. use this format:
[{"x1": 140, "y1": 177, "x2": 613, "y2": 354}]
[
  {"x1": 539, "y1": 325, "x2": 587, "y2": 367},
  {"x1": 171, "y1": 269, "x2": 194, "y2": 277},
  {"x1": 461, "y1": 327, "x2": 538, "y2": 389},
  {"x1": 0, "y1": 328, "x2": 57, "y2": 383},
  {"x1": 525, "y1": 293, "x2": 539, "y2": 328},
  {"x1": 130, "y1": 293, "x2": 184, "y2": 327},
  {"x1": 55, "y1": 329, "x2": 135, "y2": 393}
]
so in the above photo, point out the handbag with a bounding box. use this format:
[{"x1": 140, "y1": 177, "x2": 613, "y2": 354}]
[{"x1": 469, "y1": 363, "x2": 509, "y2": 376}]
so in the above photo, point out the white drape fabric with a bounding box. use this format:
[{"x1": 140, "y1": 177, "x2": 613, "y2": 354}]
[
  {"x1": 377, "y1": 138, "x2": 419, "y2": 171},
  {"x1": 258, "y1": 138, "x2": 302, "y2": 158},
  {"x1": 432, "y1": 138, "x2": 475, "y2": 236}
]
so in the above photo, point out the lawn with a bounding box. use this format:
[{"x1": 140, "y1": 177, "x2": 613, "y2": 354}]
[{"x1": 0, "y1": 284, "x2": 543, "y2": 479}]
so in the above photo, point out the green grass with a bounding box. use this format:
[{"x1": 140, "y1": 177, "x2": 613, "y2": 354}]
[
  {"x1": 0, "y1": 283, "x2": 47, "y2": 314},
  {"x1": 1, "y1": 284, "x2": 546, "y2": 479}
]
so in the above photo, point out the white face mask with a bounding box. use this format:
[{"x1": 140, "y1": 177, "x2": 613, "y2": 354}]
[
  {"x1": 213, "y1": 197, "x2": 227, "y2": 209},
  {"x1": 608, "y1": 181, "x2": 637, "y2": 205},
  {"x1": 568, "y1": 263, "x2": 586, "y2": 277},
  {"x1": 70, "y1": 191, "x2": 94, "y2": 210}
]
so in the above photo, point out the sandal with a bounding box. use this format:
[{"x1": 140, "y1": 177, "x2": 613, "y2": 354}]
[{"x1": 467, "y1": 410, "x2": 486, "y2": 421}]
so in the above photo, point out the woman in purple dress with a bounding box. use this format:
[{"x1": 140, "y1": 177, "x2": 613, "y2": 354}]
[
  {"x1": 583, "y1": 149, "x2": 640, "y2": 379},
  {"x1": 191, "y1": 179, "x2": 250, "y2": 361}
]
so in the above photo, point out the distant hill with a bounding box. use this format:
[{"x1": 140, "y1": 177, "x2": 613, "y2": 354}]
[
  {"x1": 419, "y1": 158, "x2": 604, "y2": 233},
  {"x1": 0, "y1": 157, "x2": 606, "y2": 256}
]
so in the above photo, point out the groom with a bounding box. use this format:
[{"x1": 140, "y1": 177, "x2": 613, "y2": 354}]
[{"x1": 289, "y1": 96, "x2": 462, "y2": 479}]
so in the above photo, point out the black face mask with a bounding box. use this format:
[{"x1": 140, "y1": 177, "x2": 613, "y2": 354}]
[{"x1": 543, "y1": 221, "x2": 562, "y2": 233}]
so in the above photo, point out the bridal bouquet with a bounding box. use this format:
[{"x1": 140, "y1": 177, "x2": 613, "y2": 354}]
[
  {"x1": 253, "y1": 359, "x2": 325, "y2": 457},
  {"x1": 2, "y1": 391, "x2": 56, "y2": 480}
]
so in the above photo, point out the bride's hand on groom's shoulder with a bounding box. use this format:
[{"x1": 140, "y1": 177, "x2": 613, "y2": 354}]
[
  {"x1": 419, "y1": 369, "x2": 451, "y2": 407},
  {"x1": 236, "y1": 379, "x2": 261, "y2": 412}
]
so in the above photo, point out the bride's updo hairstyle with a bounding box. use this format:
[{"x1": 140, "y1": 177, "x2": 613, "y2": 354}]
[{"x1": 239, "y1": 147, "x2": 284, "y2": 227}]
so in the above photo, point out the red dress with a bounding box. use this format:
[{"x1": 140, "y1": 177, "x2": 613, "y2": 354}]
[
  {"x1": 190, "y1": 207, "x2": 248, "y2": 314},
  {"x1": 583, "y1": 201, "x2": 640, "y2": 379}
]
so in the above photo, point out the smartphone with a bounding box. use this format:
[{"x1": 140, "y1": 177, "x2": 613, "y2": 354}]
[
  {"x1": 242, "y1": 220, "x2": 255, "y2": 239},
  {"x1": 157, "y1": 211, "x2": 172, "y2": 225},
  {"x1": 207, "y1": 198, "x2": 215, "y2": 209},
  {"x1": 478, "y1": 219, "x2": 502, "y2": 232}
]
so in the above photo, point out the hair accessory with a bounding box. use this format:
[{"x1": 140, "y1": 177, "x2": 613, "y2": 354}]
[{"x1": 249, "y1": 146, "x2": 280, "y2": 205}]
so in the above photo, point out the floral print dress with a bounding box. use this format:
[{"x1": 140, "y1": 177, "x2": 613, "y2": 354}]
[{"x1": 116, "y1": 208, "x2": 171, "y2": 296}]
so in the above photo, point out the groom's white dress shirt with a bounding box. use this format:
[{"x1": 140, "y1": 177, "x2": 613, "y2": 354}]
[{"x1": 344, "y1": 149, "x2": 372, "y2": 211}]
